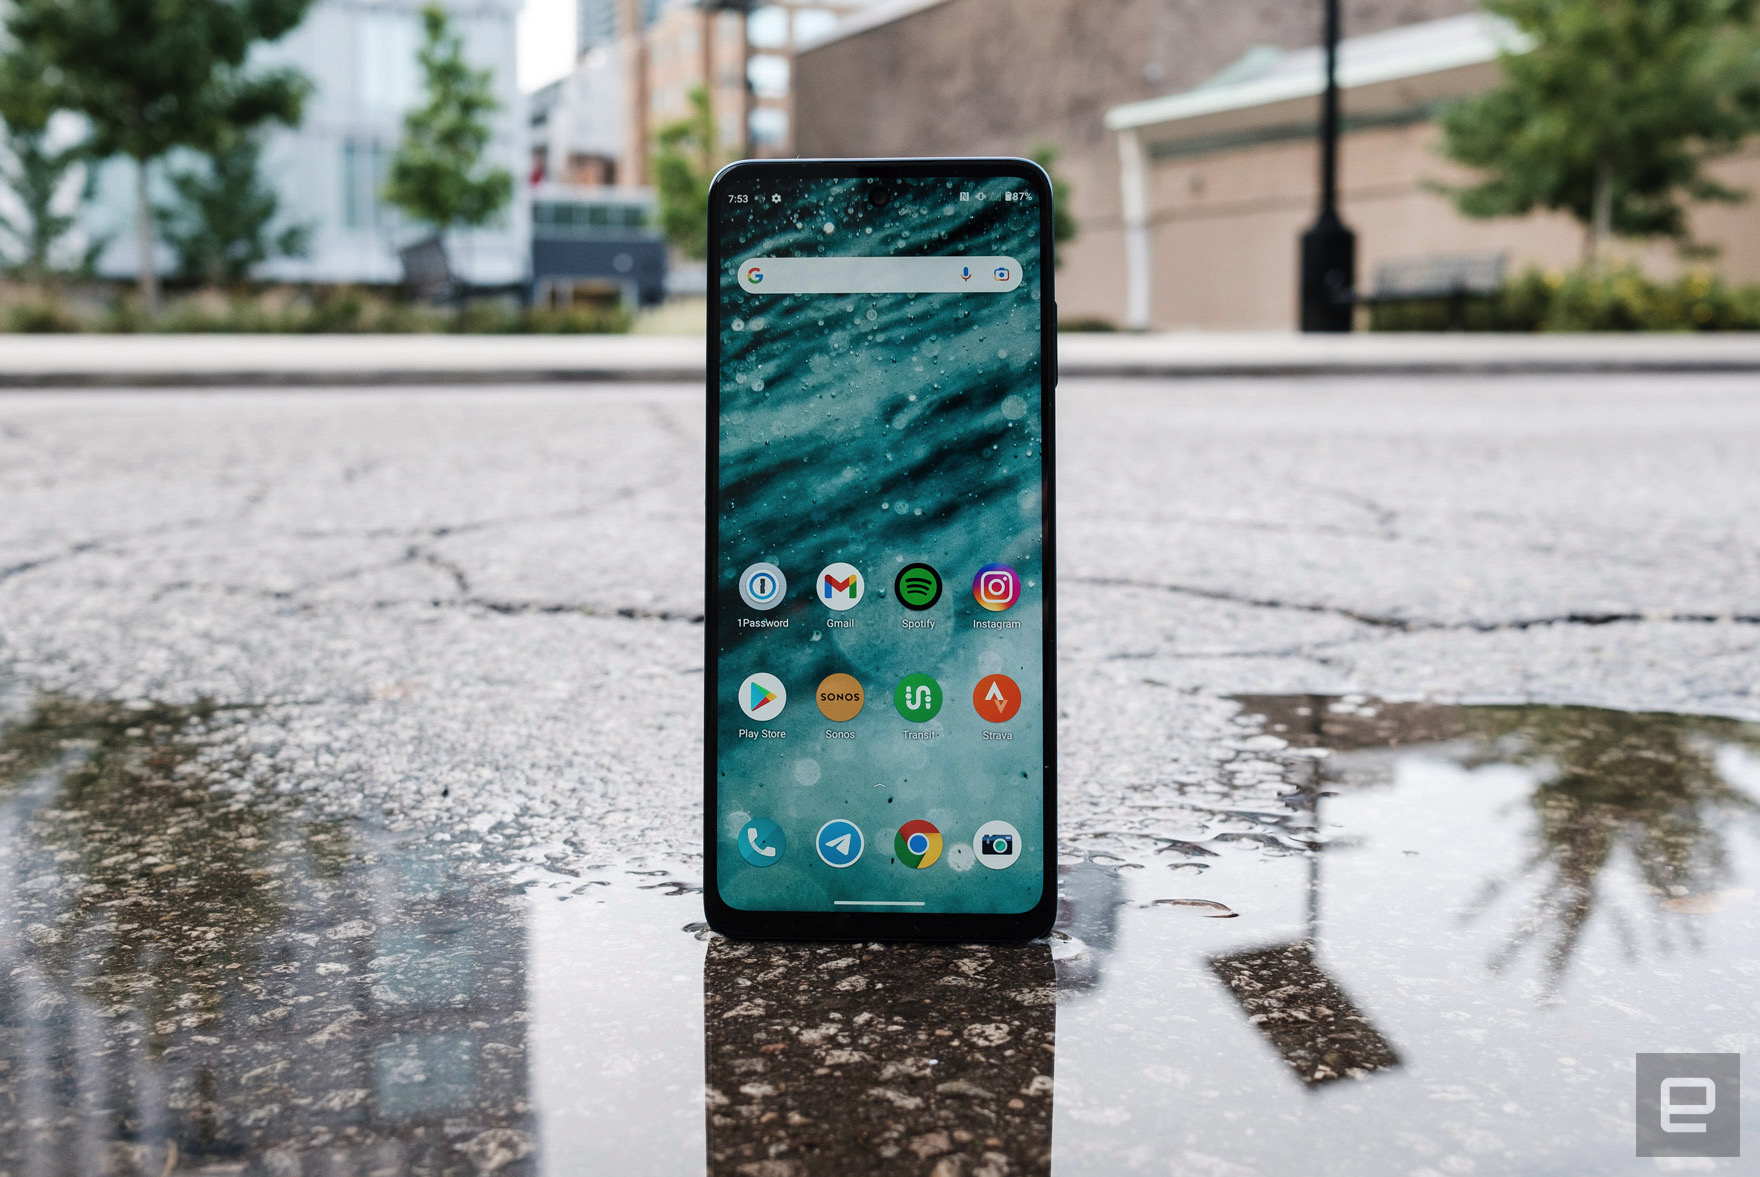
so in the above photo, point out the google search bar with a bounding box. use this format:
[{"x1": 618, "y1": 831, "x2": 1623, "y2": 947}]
[{"x1": 737, "y1": 256, "x2": 1022, "y2": 294}]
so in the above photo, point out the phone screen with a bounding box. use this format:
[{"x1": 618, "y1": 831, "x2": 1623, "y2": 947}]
[{"x1": 707, "y1": 164, "x2": 1052, "y2": 927}]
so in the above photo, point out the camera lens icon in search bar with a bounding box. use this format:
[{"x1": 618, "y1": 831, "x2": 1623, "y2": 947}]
[{"x1": 737, "y1": 256, "x2": 1023, "y2": 294}]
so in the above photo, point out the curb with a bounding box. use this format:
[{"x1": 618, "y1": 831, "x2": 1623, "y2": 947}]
[{"x1": 2, "y1": 333, "x2": 1759, "y2": 388}]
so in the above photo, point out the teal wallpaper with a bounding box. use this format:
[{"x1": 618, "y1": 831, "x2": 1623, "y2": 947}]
[{"x1": 714, "y1": 175, "x2": 1045, "y2": 914}]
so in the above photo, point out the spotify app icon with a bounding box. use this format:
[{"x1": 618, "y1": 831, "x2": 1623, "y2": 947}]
[{"x1": 893, "y1": 562, "x2": 943, "y2": 610}]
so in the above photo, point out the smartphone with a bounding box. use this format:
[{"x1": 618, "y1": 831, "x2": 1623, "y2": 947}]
[{"x1": 704, "y1": 158, "x2": 1056, "y2": 941}]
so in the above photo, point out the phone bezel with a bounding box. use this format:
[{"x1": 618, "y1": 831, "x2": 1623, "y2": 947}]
[{"x1": 702, "y1": 157, "x2": 1057, "y2": 942}]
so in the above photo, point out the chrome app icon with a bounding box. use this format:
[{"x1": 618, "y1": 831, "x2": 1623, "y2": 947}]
[{"x1": 894, "y1": 819, "x2": 943, "y2": 869}]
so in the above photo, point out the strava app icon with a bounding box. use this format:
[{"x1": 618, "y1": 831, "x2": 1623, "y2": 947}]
[{"x1": 972, "y1": 674, "x2": 1021, "y2": 723}]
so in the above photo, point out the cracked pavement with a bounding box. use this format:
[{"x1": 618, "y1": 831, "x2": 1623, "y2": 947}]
[
  {"x1": 1, "y1": 376, "x2": 1758, "y2": 868},
  {"x1": 2, "y1": 375, "x2": 1760, "y2": 1174}
]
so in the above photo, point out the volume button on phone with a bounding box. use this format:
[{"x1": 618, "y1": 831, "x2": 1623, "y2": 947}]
[{"x1": 1051, "y1": 302, "x2": 1059, "y2": 385}]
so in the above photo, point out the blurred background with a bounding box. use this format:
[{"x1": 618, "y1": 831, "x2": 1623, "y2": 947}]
[{"x1": 3, "y1": 0, "x2": 1758, "y2": 336}]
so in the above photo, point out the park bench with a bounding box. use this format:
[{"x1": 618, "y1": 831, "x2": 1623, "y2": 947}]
[
  {"x1": 1356, "y1": 251, "x2": 1507, "y2": 329},
  {"x1": 398, "y1": 235, "x2": 528, "y2": 305}
]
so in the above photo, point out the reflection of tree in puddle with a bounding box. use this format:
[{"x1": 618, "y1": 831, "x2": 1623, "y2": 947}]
[
  {"x1": 1456, "y1": 706, "x2": 1760, "y2": 999},
  {"x1": 703, "y1": 939, "x2": 1054, "y2": 1176},
  {"x1": 0, "y1": 697, "x2": 534, "y2": 1174},
  {"x1": 1237, "y1": 695, "x2": 1760, "y2": 1003}
]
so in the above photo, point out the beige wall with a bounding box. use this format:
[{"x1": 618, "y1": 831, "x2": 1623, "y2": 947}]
[
  {"x1": 1138, "y1": 122, "x2": 1760, "y2": 330},
  {"x1": 792, "y1": 0, "x2": 1475, "y2": 324}
]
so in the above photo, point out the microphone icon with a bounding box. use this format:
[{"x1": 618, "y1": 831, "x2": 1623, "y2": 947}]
[{"x1": 960, "y1": 266, "x2": 971, "y2": 281}]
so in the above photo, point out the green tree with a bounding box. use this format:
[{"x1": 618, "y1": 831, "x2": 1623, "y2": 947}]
[
  {"x1": 1435, "y1": 0, "x2": 1760, "y2": 264},
  {"x1": 157, "y1": 136, "x2": 311, "y2": 286},
  {"x1": 5, "y1": 0, "x2": 315, "y2": 310},
  {"x1": 0, "y1": 129, "x2": 94, "y2": 279},
  {"x1": 652, "y1": 85, "x2": 718, "y2": 260},
  {"x1": 0, "y1": 45, "x2": 94, "y2": 280},
  {"x1": 1028, "y1": 143, "x2": 1078, "y2": 267},
  {"x1": 384, "y1": 5, "x2": 513, "y2": 239}
]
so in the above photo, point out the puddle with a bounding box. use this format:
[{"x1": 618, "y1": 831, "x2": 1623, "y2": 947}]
[
  {"x1": 0, "y1": 697, "x2": 538, "y2": 1174},
  {"x1": 1, "y1": 693, "x2": 1757, "y2": 1172}
]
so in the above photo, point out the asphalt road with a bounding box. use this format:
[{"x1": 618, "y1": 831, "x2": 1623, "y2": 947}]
[
  {"x1": 3, "y1": 374, "x2": 1759, "y2": 1174},
  {"x1": 2, "y1": 375, "x2": 1757, "y2": 864}
]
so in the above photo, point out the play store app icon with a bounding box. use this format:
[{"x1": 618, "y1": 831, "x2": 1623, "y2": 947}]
[{"x1": 738, "y1": 672, "x2": 787, "y2": 721}]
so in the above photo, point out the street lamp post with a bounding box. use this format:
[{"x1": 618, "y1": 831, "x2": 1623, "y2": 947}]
[{"x1": 1299, "y1": 0, "x2": 1356, "y2": 332}]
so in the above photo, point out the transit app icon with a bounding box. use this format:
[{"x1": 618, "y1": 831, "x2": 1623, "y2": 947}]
[{"x1": 893, "y1": 673, "x2": 943, "y2": 722}]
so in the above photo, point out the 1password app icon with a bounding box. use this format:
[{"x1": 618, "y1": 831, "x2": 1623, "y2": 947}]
[
  {"x1": 816, "y1": 819, "x2": 864, "y2": 868},
  {"x1": 737, "y1": 818, "x2": 785, "y2": 867},
  {"x1": 738, "y1": 562, "x2": 785, "y2": 610},
  {"x1": 739, "y1": 672, "x2": 786, "y2": 721}
]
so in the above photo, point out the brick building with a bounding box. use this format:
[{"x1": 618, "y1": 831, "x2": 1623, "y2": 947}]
[
  {"x1": 790, "y1": 0, "x2": 1470, "y2": 325},
  {"x1": 793, "y1": 0, "x2": 1760, "y2": 330}
]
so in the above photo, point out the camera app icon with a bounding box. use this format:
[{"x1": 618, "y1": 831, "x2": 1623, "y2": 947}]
[
  {"x1": 972, "y1": 563, "x2": 1020, "y2": 612},
  {"x1": 972, "y1": 820, "x2": 1021, "y2": 870}
]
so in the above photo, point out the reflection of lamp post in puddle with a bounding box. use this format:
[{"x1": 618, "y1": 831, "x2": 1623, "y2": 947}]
[{"x1": 1209, "y1": 697, "x2": 1402, "y2": 1087}]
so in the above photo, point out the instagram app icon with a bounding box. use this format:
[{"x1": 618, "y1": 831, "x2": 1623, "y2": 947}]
[{"x1": 972, "y1": 564, "x2": 1020, "y2": 612}]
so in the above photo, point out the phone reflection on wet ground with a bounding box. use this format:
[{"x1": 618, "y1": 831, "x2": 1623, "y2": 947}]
[{"x1": 702, "y1": 940, "x2": 1054, "y2": 1176}]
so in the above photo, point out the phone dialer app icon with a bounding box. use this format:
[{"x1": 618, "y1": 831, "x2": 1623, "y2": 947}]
[
  {"x1": 973, "y1": 564, "x2": 1020, "y2": 612},
  {"x1": 738, "y1": 672, "x2": 787, "y2": 721},
  {"x1": 816, "y1": 819, "x2": 864, "y2": 868},
  {"x1": 738, "y1": 562, "x2": 786, "y2": 611},
  {"x1": 737, "y1": 818, "x2": 785, "y2": 867},
  {"x1": 973, "y1": 820, "x2": 1021, "y2": 870},
  {"x1": 817, "y1": 562, "x2": 864, "y2": 610}
]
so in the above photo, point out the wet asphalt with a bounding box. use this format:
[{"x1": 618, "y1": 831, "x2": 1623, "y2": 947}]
[{"x1": 1, "y1": 373, "x2": 1758, "y2": 1174}]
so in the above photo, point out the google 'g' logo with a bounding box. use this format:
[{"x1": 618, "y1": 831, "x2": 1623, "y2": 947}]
[{"x1": 745, "y1": 265, "x2": 763, "y2": 284}]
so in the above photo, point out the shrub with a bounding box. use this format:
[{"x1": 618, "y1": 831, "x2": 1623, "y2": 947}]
[
  {"x1": 0, "y1": 285, "x2": 636, "y2": 334},
  {"x1": 1369, "y1": 266, "x2": 1760, "y2": 332},
  {"x1": 6, "y1": 298, "x2": 85, "y2": 332}
]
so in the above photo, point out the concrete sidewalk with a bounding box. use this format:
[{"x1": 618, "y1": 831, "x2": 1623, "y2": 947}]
[{"x1": 3, "y1": 331, "x2": 1760, "y2": 386}]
